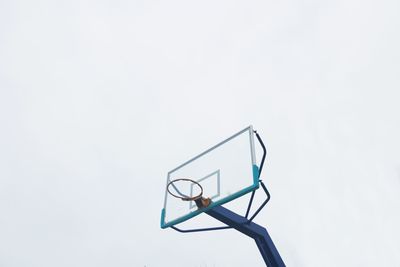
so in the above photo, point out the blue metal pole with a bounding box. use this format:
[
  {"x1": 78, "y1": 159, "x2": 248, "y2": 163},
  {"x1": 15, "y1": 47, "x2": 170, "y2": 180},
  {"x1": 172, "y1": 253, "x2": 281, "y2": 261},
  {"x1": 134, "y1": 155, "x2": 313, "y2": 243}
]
[{"x1": 206, "y1": 205, "x2": 285, "y2": 267}]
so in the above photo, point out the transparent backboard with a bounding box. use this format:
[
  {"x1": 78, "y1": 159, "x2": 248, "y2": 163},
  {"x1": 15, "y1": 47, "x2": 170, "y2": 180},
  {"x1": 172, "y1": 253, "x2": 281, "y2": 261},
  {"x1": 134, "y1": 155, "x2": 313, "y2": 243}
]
[{"x1": 161, "y1": 126, "x2": 259, "y2": 228}]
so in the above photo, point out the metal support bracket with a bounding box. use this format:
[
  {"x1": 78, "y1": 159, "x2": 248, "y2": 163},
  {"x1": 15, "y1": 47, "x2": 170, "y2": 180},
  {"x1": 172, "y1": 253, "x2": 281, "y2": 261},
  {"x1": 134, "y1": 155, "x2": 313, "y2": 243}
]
[{"x1": 206, "y1": 205, "x2": 285, "y2": 267}]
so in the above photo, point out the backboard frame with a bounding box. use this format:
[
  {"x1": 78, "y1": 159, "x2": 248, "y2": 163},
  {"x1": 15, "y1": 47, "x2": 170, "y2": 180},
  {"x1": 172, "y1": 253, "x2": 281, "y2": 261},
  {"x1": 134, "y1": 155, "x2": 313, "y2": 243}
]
[{"x1": 160, "y1": 126, "x2": 260, "y2": 229}]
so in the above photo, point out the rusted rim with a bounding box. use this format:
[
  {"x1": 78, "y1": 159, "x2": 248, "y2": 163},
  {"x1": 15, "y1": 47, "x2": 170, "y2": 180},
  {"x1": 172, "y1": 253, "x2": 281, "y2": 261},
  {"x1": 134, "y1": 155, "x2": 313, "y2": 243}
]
[{"x1": 167, "y1": 178, "x2": 203, "y2": 201}]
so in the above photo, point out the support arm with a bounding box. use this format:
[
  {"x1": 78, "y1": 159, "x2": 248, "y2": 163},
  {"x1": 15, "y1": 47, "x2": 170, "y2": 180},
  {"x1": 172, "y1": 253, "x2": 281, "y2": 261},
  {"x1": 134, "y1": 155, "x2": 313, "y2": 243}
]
[{"x1": 206, "y1": 205, "x2": 285, "y2": 267}]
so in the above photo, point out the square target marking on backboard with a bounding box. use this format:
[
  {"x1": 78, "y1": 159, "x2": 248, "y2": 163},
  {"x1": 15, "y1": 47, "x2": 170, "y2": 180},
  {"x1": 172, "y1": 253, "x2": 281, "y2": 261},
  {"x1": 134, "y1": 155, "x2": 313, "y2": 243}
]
[{"x1": 189, "y1": 169, "x2": 221, "y2": 209}]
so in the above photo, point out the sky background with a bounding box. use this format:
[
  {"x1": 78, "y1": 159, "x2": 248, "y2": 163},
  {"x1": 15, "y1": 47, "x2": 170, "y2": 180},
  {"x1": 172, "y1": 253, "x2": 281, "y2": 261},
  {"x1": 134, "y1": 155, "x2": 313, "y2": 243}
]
[{"x1": 1, "y1": 0, "x2": 400, "y2": 266}]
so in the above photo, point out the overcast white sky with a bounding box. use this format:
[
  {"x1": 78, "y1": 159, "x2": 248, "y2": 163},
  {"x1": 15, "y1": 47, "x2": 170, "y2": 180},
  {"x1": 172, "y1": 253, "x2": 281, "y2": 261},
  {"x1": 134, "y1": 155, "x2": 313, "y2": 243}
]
[{"x1": 1, "y1": 0, "x2": 400, "y2": 266}]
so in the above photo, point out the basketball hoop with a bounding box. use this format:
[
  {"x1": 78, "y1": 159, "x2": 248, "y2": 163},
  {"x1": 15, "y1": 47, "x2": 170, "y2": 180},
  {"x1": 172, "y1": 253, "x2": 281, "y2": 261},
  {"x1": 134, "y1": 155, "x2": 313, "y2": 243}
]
[{"x1": 167, "y1": 178, "x2": 211, "y2": 208}]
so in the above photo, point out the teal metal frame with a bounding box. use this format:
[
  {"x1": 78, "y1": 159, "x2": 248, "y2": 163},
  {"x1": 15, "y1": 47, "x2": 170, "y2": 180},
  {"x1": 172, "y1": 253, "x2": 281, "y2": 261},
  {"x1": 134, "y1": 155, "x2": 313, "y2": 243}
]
[{"x1": 161, "y1": 126, "x2": 258, "y2": 229}]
